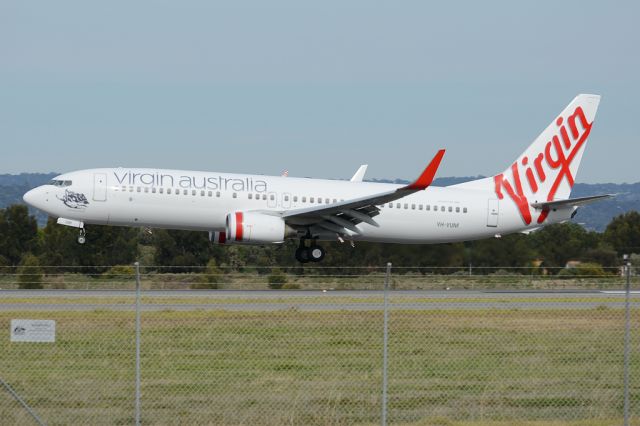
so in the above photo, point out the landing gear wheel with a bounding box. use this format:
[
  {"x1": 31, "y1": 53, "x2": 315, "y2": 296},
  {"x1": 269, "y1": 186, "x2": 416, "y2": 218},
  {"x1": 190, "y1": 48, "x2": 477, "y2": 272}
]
[
  {"x1": 77, "y1": 229, "x2": 86, "y2": 245},
  {"x1": 295, "y1": 247, "x2": 310, "y2": 263},
  {"x1": 308, "y1": 246, "x2": 325, "y2": 262}
]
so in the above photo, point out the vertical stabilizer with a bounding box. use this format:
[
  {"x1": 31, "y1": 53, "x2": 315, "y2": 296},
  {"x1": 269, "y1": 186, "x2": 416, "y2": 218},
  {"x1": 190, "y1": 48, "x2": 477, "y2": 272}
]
[{"x1": 453, "y1": 94, "x2": 601, "y2": 225}]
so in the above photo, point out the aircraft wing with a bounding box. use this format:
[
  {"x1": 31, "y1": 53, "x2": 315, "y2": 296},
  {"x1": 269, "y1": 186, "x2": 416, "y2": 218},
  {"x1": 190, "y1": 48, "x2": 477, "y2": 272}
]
[
  {"x1": 530, "y1": 194, "x2": 614, "y2": 210},
  {"x1": 278, "y1": 150, "x2": 445, "y2": 234}
]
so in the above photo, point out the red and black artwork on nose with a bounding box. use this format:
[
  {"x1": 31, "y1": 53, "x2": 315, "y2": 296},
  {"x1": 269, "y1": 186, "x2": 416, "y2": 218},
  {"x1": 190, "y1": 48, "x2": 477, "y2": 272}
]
[{"x1": 57, "y1": 189, "x2": 89, "y2": 209}]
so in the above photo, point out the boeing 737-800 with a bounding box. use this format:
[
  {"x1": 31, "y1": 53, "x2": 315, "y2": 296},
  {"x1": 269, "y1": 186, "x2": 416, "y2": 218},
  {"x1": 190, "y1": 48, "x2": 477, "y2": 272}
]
[{"x1": 23, "y1": 94, "x2": 610, "y2": 263}]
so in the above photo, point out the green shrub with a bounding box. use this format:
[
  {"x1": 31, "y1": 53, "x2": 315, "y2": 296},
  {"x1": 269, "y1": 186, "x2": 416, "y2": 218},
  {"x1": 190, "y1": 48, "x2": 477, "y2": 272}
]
[
  {"x1": 268, "y1": 268, "x2": 287, "y2": 289},
  {"x1": 17, "y1": 254, "x2": 43, "y2": 289},
  {"x1": 282, "y1": 282, "x2": 300, "y2": 290},
  {"x1": 557, "y1": 262, "x2": 607, "y2": 279},
  {"x1": 103, "y1": 265, "x2": 135, "y2": 279},
  {"x1": 191, "y1": 259, "x2": 222, "y2": 289}
]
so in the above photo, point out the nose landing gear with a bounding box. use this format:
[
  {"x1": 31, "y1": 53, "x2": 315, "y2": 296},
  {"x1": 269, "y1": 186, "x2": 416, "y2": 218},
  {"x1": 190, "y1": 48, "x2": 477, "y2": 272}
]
[
  {"x1": 77, "y1": 228, "x2": 86, "y2": 245},
  {"x1": 295, "y1": 238, "x2": 326, "y2": 263}
]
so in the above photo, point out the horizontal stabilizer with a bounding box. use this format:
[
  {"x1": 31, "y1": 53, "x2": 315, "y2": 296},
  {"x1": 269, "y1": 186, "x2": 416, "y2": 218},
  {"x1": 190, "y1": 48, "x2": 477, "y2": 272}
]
[{"x1": 530, "y1": 194, "x2": 613, "y2": 210}]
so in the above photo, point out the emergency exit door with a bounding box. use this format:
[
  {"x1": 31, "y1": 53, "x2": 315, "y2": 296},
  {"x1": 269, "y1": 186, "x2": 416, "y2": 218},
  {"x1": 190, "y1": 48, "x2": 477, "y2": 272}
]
[{"x1": 487, "y1": 199, "x2": 499, "y2": 227}]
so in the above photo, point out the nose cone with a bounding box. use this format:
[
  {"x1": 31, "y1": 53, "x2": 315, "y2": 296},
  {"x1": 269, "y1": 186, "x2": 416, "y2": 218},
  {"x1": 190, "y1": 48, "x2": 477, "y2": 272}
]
[
  {"x1": 23, "y1": 188, "x2": 37, "y2": 206},
  {"x1": 23, "y1": 187, "x2": 46, "y2": 210}
]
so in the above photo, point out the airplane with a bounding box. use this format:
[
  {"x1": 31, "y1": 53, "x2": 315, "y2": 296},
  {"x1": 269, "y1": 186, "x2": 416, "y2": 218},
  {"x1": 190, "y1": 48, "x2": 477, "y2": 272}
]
[{"x1": 23, "y1": 94, "x2": 611, "y2": 263}]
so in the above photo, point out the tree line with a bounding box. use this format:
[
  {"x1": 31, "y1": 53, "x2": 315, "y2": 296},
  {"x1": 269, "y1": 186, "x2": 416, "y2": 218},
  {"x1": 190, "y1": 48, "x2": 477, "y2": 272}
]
[{"x1": 1, "y1": 204, "x2": 640, "y2": 274}]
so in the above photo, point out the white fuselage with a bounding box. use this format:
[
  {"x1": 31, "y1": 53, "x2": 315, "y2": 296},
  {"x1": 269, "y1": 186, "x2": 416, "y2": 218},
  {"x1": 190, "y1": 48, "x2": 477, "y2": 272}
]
[{"x1": 23, "y1": 168, "x2": 574, "y2": 244}]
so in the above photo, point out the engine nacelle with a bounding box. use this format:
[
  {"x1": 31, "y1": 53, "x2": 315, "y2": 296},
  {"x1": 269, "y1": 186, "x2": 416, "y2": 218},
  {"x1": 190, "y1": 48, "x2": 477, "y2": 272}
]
[{"x1": 226, "y1": 212, "x2": 291, "y2": 244}]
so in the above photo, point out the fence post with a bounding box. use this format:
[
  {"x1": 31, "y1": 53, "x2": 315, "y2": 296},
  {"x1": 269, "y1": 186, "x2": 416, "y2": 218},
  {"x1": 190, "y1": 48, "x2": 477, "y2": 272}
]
[
  {"x1": 381, "y1": 262, "x2": 391, "y2": 426},
  {"x1": 0, "y1": 376, "x2": 46, "y2": 426},
  {"x1": 134, "y1": 262, "x2": 142, "y2": 426},
  {"x1": 623, "y1": 254, "x2": 631, "y2": 426}
]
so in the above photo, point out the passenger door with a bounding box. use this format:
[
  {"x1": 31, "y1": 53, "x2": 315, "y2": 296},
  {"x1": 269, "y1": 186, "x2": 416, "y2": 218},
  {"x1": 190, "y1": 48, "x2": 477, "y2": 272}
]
[{"x1": 93, "y1": 173, "x2": 107, "y2": 201}]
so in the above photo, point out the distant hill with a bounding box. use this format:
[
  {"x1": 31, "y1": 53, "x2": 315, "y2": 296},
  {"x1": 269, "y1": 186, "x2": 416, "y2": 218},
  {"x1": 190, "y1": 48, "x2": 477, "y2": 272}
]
[
  {"x1": 0, "y1": 173, "x2": 57, "y2": 226},
  {"x1": 1, "y1": 173, "x2": 637, "y2": 232}
]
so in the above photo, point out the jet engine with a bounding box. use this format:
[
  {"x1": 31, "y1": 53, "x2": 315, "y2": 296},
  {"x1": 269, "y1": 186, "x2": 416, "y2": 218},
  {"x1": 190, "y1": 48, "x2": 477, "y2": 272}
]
[{"x1": 225, "y1": 212, "x2": 295, "y2": 244}]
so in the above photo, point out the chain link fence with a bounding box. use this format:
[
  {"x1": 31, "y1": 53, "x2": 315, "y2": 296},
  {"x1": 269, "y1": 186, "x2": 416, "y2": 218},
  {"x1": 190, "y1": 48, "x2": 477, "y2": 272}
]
[{"x1": 0, "y1": 264, "x2": 638, "y2": 425}]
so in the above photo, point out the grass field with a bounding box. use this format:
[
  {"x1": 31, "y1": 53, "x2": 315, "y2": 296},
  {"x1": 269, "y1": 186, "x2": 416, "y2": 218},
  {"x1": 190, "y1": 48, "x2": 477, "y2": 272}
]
[{"x1": 1, "y1": 298, "x2": 639, "y2": 425}]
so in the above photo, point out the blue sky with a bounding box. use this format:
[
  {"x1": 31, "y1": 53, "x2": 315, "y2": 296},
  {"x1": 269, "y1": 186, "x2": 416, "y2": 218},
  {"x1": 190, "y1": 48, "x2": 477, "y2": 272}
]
[{"x1": 1, "y1": 1, "x2": 638, "y2": 183}]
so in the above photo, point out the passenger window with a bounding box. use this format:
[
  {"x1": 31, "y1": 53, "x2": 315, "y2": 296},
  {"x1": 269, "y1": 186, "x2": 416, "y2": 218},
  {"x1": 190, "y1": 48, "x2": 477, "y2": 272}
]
[
  {"x1": 318, "y1": 198, "x2": 322, "y2": 204},
  {"x1": 167, "y1": 188, "x2": 172, "y2": 194},
  {"x1": 404, "y1": 203, "x2": 408, "y2": 209},
  {"x1": 175, "y1": 189, "x2": 180, "y2": 195},
  {"x1": 396, "y1": 203, "x2": 400, "y2": 208},
  {"x1": 389, "y1": 203, "x2": 393, "y2": 208},
  {"x1": 418, "y1": 205, "x2": 423, "y2": 210},
  {"x1": 129, "y1": 186, "x2": 134, "y2": 192},
  {"x1": 325, "y1": 198, "x2": 329, "y2": 204},
  {"x1": 207, "y1": 191, "x2": 212, "y2": 197},
  {"x1": 302, "y1": 196, "x2": 307, "y2": 203},
  {"x1": 293, "y1": 196, "x2": 298, "y2": 202},
  {"x1": 248, "y1": 193, "x2": 253, "y2": 199},
  {"x1": 144, "y1": 187, "x2": 149, "y2": 193},
  {"x1": 121, "y1": 186, "x2": 126, "y2": 192},
  {"x1": 284, "y1": 195, "x2": 289, "y2": 201},
  {"x1": 310, "y1": 197, "x2": 315, "y2": 203},
  {"x1": 456, "y1": 207, "x2": 460, "y2": 213},
  {"x1": 411, "y1": 204, "x2": 415, "y2": 210},
  {"x1": 192, "y1": 189, "x2": 196, "y2": 196},
  {"x1": 158, "y1": 188, "x2": 163, "y2": 194},
  {"x1": 200, "y1": 190, "x2": 205, "y2": 196},
  {"x1": 463, "y1": 207, "x2": 468, "y2": 213},
  {"x1": 333, "y1": 199, "x2": 337, "y2": 203},
  {"x1": 151, "y1": 187, "x2": 156, "y2": 193},
  {"x1": 441, "y1": 206, "x2": 445, "y2": 212},
  {"x1": 426, "y1": 205, "x2": 430, "y2": 211},
  {"x1": 233, "y1": 193, "x2": 238, "y2": 198},
  {"x1": 270, "y1": 194, "x2": 275, "y2": 201},
  {"x1": 262, "y1": 194, "x2": 266, "y2": 200},
  {"x1": 217, "y1": 192, "x2": 221, "y2": 197},
  {"x1": 448, "y1": 206, "x2": 452, "y2": 212},
  {"x1": 136, "y1": 187, "x2": 141, "y2": 193}
]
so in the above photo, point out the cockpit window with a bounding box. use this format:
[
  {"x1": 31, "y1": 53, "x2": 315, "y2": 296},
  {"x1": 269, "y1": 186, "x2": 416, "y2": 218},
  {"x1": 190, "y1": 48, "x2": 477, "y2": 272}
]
[{"x1": 49, "y1": 180, "x2": 72, "y2": 187}]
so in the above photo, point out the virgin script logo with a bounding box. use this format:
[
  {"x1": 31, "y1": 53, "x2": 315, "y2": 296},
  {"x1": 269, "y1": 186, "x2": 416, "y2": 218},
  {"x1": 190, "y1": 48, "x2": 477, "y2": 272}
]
[{"x1": 494, "y1": 106, "x2": 592, "y2": 225}]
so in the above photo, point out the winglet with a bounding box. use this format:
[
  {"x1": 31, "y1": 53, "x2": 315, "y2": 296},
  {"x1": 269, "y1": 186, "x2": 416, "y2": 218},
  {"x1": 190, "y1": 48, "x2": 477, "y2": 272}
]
[
  {"x1": 350, "y1": 165, "x2": 368, "y2": 182},
  {"x1": 404, "y1": 149, "x2": 446, "y2": 190}
]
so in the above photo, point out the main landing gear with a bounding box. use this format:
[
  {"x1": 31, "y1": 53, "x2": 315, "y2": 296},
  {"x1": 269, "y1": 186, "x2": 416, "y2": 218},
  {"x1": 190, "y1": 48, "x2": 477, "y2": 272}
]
[
  {"x1": 77, "y1": 228, "x2": 86, "y2": 245},
  {"x1": 295, "y1": 238, "x2": 325, "y2": 263}
]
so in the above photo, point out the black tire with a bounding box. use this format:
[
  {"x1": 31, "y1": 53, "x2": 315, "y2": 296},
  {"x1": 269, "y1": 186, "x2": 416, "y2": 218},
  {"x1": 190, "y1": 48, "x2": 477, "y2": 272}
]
[
  {"x1": 308, "y1": 246, "x2": 325, "y2": 262},
  {"x1": 295, "y1": 247, "x2": 310, "y2": 263}
]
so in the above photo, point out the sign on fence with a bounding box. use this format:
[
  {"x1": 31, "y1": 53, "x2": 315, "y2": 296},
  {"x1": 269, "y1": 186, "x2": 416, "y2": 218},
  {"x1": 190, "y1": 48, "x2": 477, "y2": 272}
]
[{"x1": 10, "y1": 320, "x2": 56, "y2": 343}]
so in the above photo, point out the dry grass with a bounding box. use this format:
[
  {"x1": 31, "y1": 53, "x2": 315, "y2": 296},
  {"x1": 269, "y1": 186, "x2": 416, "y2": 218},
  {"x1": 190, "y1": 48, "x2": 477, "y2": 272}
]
[{"x1": 0, "y1": 271, "x2": 636, "y2": 291}]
